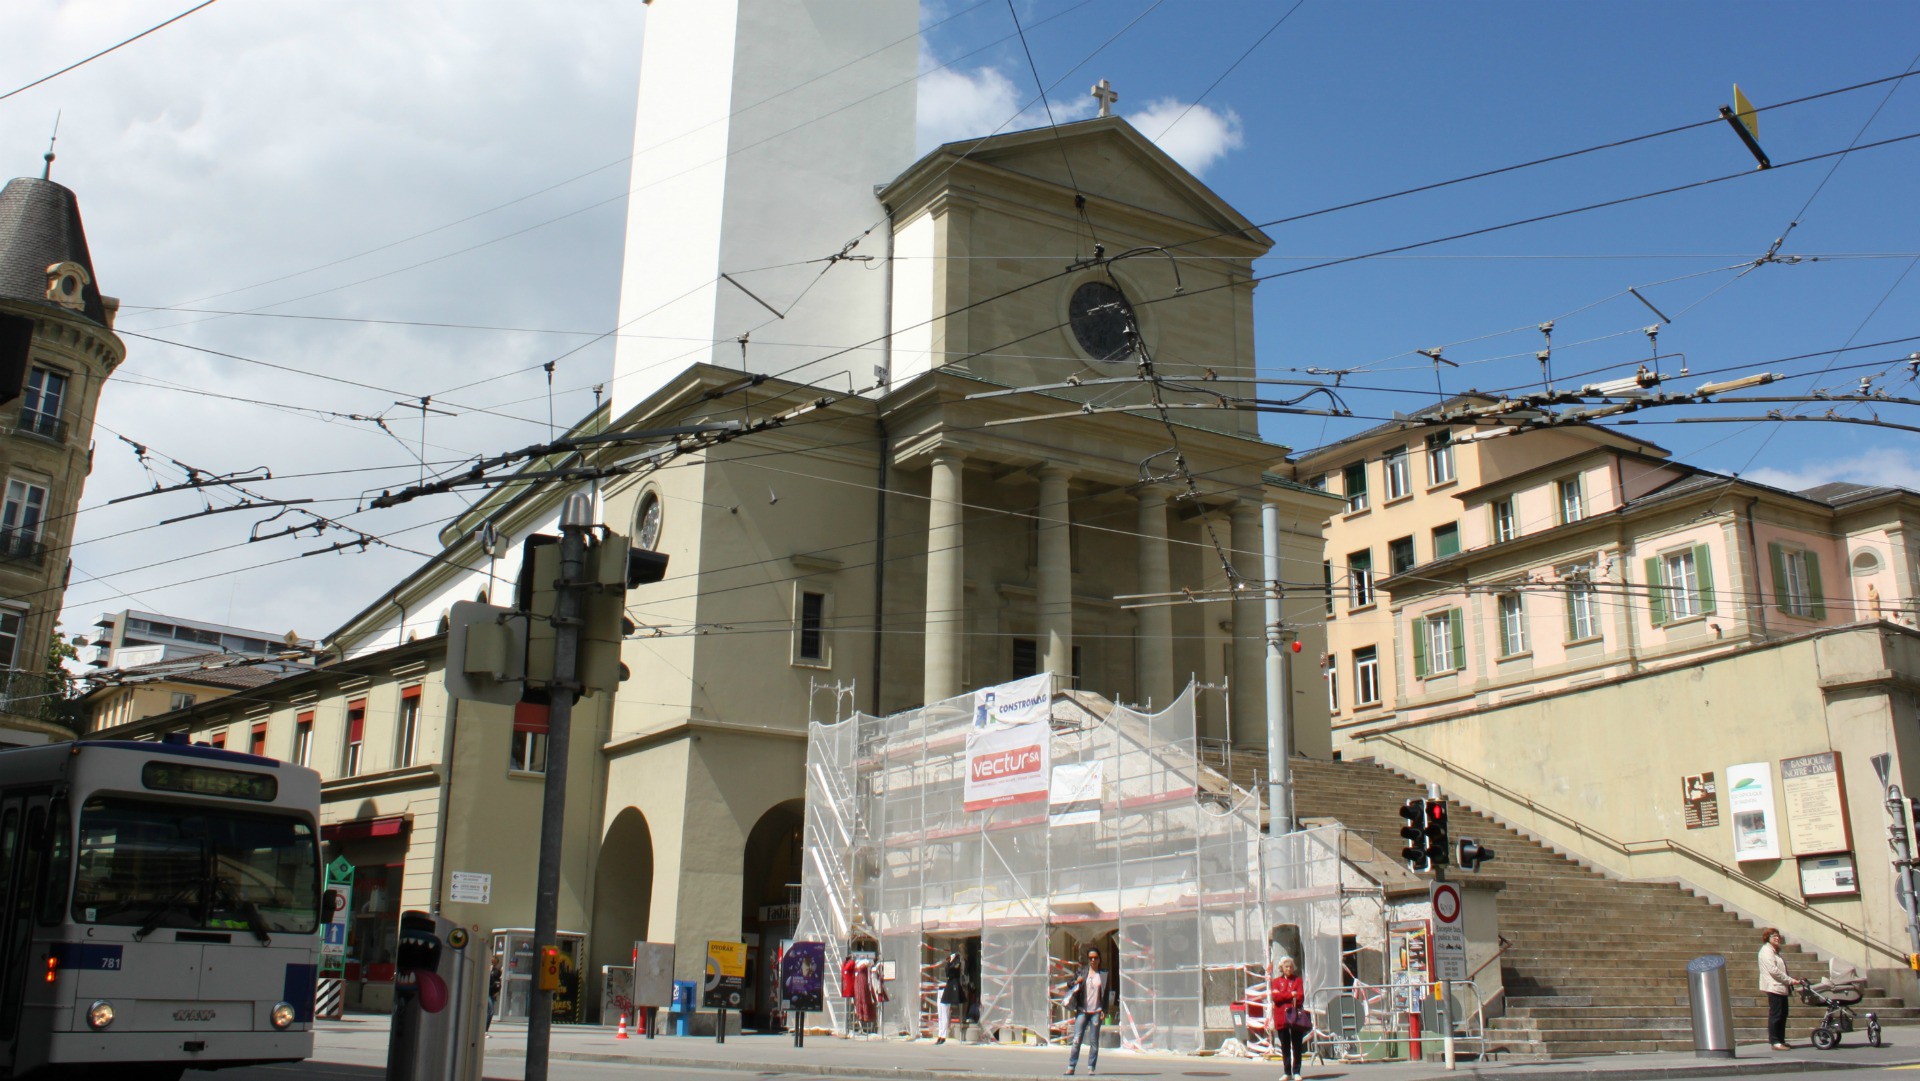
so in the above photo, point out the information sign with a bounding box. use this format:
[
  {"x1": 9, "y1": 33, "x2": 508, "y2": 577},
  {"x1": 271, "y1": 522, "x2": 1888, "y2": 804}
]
[
  {"x1": 320, "y1": 856, "x2": 354, "y2": 978},
  {"x1": 1781, "y1": 751, "x2": 1851, "y2": 856},
  {"x1": 1682, "y1": 771, "x2": 1719, "y2": 830},
  {"x1": 448, "y1": 871, "x2": 492, "y2": 904},
  {"x1": 1429, "y1": 881, "x2": 1466, "y2": 982}
]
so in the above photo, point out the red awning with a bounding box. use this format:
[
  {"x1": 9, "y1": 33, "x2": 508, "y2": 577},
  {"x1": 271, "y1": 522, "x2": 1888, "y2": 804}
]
[
  {"x1": 323, "y1": 815, "x2": 411, "y2": 844},
  {"x1": 514, "y1": 701, "x2": 550, "y2": 734}
]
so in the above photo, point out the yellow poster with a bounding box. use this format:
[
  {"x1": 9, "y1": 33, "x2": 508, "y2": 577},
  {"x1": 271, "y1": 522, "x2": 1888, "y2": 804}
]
[{"x1": 704, "y1": 940, "x2": 747, "y2": 1009}]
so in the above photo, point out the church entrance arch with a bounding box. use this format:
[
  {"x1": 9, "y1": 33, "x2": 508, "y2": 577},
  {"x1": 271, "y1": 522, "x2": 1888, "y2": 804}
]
[
  {"x1": 590, "y1": 807, "x2": 655, "y2": 1023},
  {"x1": 740, "y1": 799, "x2": 805, "y2": 1031}
]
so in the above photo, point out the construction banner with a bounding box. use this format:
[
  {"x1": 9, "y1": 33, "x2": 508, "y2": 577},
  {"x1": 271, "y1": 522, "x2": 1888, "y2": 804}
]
[{"x1": 963, "y1": 720, "x2": 1050, "y2": 812}]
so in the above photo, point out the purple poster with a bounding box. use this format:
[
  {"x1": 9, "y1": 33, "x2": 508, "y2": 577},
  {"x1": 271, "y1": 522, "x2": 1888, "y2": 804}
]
[{"x1": 781, "y1": 941, "x2": 825, "y2": 1012}]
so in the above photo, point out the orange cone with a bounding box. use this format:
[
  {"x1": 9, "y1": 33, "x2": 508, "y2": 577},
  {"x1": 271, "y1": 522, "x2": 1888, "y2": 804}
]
[{"x1": 616, "y1": 1012, "x2": 630, "y2": 1040}]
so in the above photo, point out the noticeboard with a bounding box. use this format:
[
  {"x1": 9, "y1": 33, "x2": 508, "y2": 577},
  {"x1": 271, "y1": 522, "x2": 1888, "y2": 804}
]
[
  {"x1": 632, "y1": 942, "x2": 676, "y2": 1007},
  {"x1": 1781, "y1": 751, "x2": 1851, "y2": 856},
  {"x1": 703, "y1": 940, "x2": 746, "y2": 1009}
]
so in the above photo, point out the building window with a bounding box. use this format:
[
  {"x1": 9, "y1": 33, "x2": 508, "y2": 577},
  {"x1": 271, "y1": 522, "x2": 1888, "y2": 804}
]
[
  {"x1": 1009, "y1": 639, "x2": 1079, "y2": 685},
  {"x1": 1413, "y1": 608, "x2": 1464, "y2": 678},
  {"x1": 2, "y1": 478, "x2": 48, "y2": 553},
  {"x1": 1309, "y1": 474, "x2": 1327, "y2": 492},
  {"x1": 1348, "y1": 550, "x2": 1374, "y2": 608},
  {"x1": 1327, "y1": 666, "x2": 1339, "y2": 712},
  {"x1": 1493, "y1": 499, "x2": 1517, "y2": 543},
  {"x1": 249, "y1": 722, "x2": 268, "y2": 758},
  {"x1": 1354, "y1": 647, "x2": 1380, "y2": 706},
  {"x1": 1383, "y1": 447, "x2": 1411, "y2": 501},
  {"x1": 19, "y1": 368, "x2": 67, "y2": 442},
  {"x1": 796, "y1": 590, "x2": 827, "y2": 664},
  {"x1": 1557, "y1": 477, "x2": 1585, "y2": 524},
  {"x1": 1497, "y1": 593, "x2": 1528, "y2": 656},
  {"x1": 1343, "y1": 462, "x2": 1369, "y2": 513},
  {"x1": 294, "y1": 711, "x2": 314, "y2": 767},
  {"x1": 209, "y1": 728, "x2": 226, "y2": 750},
  {"x1": 397, "y1": 686, "x2": 422, "y2": 767},
  {"x1": 1564, "y1": 570, "x2": 1599, "y2": 641},
  {"x1": 1322, "y1": 561, "x2": 1335, "y2": 617},
  {"x1": 511, "y1": 701, "x2": 549, "y2": 773},
  {"x1": 1432, "y1": 522, "x2": 1461, "y2": 560},
  {"x1": 343, "y1": 699, "x2": 366, "y2": 777},
  {"x1": 0, "y1": 608, "x2": 21, "y2": 670},
  {"x1": 169, "y1": 692, "x2": 196, "y2": 711},
  {"x1": 1770, "y1": 543, "x2": 1825, "y2": 619},
  {"x1": 1426, "y1": 432, "x2": 1455, "y2": 486},
  {"x1": 1647, "y1": 545, "x2": 1715, "y2": 625},
  {"x1": 1388, "y1": 537, "x2": 1416, "y2": 576}
]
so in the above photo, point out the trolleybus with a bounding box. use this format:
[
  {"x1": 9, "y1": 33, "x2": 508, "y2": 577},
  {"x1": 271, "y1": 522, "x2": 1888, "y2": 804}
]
[{"x1": 0, "y1": 739, "x2": 324, "y2": 1080}]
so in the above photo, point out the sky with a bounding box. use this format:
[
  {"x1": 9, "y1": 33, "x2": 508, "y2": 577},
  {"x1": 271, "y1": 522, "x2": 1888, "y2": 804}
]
[{"x1": 1, "y1": 0, "x2": 1917, "y2": 647}]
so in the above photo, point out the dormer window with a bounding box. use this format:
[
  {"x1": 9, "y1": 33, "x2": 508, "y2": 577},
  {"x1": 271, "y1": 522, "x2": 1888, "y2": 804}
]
[{"x1": 43, "y1": 261, "x2": 90, "y2": 311}]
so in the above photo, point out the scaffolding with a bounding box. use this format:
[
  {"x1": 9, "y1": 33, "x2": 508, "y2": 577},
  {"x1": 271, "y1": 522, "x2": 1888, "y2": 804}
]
[{"x1": 796, "y1": 682, "x2": 1375, "y2": 1054}]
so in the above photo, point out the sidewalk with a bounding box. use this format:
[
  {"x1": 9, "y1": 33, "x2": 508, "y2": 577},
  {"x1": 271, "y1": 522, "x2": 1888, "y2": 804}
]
[{"x1": 317, "y1": 1013, "x2": 1920, "y2": 1081}]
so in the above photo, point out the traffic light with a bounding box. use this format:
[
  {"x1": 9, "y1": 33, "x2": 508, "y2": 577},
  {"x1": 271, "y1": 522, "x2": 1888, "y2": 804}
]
[
  {"x1": 1457, "y1": 837, "x2": 1496, "y2": 872},
  {"x1": 576, "y1": 532, "x2": 669, "y2": 696},
  {"x1": 1423, "y1": 800, "x2": 1451, "y2": 869},
  {"x1": 1399, "y1": 799, "x2": 1428, "y2": 873}
]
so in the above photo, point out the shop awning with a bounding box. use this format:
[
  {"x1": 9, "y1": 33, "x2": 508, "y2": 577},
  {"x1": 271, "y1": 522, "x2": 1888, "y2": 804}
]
[{"x1": 323, "y1": 815, "x2": 411, "y2": 843}]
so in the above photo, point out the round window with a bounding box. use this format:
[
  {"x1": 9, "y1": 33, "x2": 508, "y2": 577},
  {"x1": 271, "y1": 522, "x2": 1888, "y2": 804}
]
[
  {"x1": 1069, "y1": 281, "x2": 1137, "y2": 363},
  {"x1": 636, "y1": 492, "x2": 663, "y2": 551}
]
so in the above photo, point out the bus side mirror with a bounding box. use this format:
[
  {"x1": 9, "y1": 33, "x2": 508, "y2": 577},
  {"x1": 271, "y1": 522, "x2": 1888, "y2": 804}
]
[{"x1": 322, "y1": 890, "x2": 341, "y2": 922}]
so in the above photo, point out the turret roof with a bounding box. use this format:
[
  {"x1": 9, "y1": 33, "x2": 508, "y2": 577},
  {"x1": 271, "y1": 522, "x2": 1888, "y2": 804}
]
[{"x1": 0, "y1": 175, "x2": 108, "y2": 326}]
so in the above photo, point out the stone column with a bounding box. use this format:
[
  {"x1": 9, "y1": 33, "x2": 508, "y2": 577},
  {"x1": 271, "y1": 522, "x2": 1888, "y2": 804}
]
[
  {"x1": 1036, "y1": 466, "x2": 1075, "y2": 682},
  {"x1": 1230, "y1": 501, "x2": 1267, "y2": 748},
  {"x1": 1135, "y1": 489, "x2": 1175, "y2": 709},
  {"x1": 923, "y1": 451, "x2": 967, "y2": 704}
]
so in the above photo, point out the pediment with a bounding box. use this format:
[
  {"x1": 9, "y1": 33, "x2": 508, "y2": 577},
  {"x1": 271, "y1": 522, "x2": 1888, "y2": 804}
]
[{"x1": 882, "y1": 117, "x2": 1270, "y2": 252}]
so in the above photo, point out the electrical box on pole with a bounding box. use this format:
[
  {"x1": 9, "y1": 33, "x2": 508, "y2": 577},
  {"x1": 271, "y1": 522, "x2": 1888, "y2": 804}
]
[
  {"x1": 518, "y1": 535, "x2": 562, "y2": 688},
  {"x1": 444, "y1": 601, "x2": 527, "y2": 705}
]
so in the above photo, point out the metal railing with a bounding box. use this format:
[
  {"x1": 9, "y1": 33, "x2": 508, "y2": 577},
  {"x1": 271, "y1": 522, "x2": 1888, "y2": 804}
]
[
  {"x1": 14, "y1": 409, "x2": 64, "y2": 443},
  {"x1": 0, "y1": 668, "x2": 75, "y2": 728},
  {"x1": 0, "y1": 528, "x2": 44, "y2": 566},
  {"x1": 1361, "y1": 729, "x2": 1910, "y2": 966}
]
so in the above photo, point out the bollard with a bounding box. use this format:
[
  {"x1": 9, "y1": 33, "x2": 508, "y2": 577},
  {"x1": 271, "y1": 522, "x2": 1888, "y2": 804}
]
[{"x1": 1687, "y1": 955, "x2": 1736, "y2": 1059}]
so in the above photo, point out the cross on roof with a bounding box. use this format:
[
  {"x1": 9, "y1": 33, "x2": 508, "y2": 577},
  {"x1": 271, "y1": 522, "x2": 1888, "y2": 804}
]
[{"x1": 1090, "y1": 79, "x2": 1118, "y2": 118}]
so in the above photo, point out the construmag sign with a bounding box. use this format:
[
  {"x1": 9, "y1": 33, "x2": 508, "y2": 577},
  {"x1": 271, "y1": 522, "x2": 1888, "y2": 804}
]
[{"x1": 964, "y1": 720, "x2": 1051, "y2": 812}]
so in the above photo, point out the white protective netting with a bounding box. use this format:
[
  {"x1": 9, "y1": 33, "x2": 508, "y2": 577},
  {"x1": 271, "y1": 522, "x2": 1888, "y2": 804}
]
[{"x1": 795, "y1": 682, "x2": 1358, "y2": 1052}]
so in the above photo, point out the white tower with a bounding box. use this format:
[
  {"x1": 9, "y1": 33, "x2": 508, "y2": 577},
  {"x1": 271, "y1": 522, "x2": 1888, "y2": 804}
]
[{"x1": 609, "y1": 0, "x2": 919, "y2": 421}]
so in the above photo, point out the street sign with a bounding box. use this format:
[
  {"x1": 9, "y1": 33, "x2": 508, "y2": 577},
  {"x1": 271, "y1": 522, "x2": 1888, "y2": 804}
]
[
  {"x1": 1430, "y1": 881, "x2": 1466, "y2": 982},
  {"x1": 320, "y1": 857, "x2": 354, "y2": 979}
]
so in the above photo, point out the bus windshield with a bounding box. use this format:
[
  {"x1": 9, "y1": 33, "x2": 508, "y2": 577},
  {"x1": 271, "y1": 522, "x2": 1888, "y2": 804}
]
[{"x1": 69, "y1": 796, "x2": 319, "y2": 935}]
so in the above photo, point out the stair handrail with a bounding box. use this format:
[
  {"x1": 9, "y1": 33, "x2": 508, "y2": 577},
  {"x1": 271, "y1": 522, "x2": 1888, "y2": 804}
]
[{"x1": 1359, "y1": 730, "x2": 1910, "y2": 966}]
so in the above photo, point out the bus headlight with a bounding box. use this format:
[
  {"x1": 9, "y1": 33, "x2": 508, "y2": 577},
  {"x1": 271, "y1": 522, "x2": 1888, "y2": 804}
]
[
  {"x1": 271, "y1": 1001, "x2": 296, "y2": 1029},
  {"x1": 87, "y1": 1000, "x2": 114, "y2": 1029}
]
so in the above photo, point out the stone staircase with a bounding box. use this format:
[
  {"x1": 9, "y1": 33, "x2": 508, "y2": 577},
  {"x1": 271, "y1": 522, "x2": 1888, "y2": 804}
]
[{"x1": 1225, "y1": 754, "x2": 1920, "y2": 1059}]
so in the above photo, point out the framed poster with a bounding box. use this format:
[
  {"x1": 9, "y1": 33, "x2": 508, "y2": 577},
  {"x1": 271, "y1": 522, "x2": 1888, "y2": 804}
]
[
  {"x1": 1726, "y1": 762, "x2": 1781, "y2": 862},
  {"x1": 1798, "y1": 854, "x2": 1859, "y2": 898},
  {"x1": 1682, "y1": 772, "x2": 1719, "y2": 830},
  {"x1": 1780, "y1": 751, "x2": 1852, "y2": 856}
]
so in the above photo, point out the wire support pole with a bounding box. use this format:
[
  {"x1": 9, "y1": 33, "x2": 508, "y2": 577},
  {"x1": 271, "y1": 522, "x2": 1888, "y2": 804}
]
[
  {"x1": 1262, "y1": 501, "x2": 1293, "y2": 833},
  {"x1": 525, "y1": 493, "x2": 592, "y2": 1081}
]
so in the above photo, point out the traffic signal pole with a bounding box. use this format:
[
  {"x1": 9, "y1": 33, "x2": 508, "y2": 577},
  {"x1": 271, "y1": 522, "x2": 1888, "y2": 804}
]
[
  {"x1": 1427, "y1": 785, "x2": 1456, "y2": 1072},
  {"x1": 526, "y1": 494, "x2": 594, "y2": 1081}
]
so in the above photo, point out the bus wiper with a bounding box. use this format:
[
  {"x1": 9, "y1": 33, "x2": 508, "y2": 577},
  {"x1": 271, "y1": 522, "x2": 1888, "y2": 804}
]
[
  {"x1": 210, "y1": 876, "x2": 272, "y2": 945},
  {"x1": 131, "y1": 884, "x2": 198, "y2": 942}
]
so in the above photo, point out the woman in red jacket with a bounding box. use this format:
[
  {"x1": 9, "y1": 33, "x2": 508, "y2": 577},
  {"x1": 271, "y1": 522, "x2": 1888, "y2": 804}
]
[{"x1": 1269, "y1": 956, "x2": 1308, "y2": 1081}]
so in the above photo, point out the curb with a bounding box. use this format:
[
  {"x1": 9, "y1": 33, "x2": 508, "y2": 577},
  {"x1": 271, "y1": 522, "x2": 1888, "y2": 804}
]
[{"x1": 1476, "y1": 1060, "x2": 1896, "y2": 1081}]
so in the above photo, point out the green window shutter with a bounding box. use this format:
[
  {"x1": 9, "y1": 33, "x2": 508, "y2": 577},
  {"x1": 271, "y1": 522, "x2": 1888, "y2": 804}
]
[
  {"x1": 1694, "y1": 543, "x2": 1716, "y2": 615},
  {"x1": 1449, "y1": 609, "x2": 1465, "y2": 671},
  {"x1": 1412, "y1": 617, "x2": 1428, "y2": 679},
  {"x1": 1645, "y1": 557, "x2": 1667, "y2": 626},
  {"x1": 1769, "y1": 542, "x2": 1788, "y2": 614},
  {"x1": 1805, "y1": 550, "x2": 1825, "y2": 619}
]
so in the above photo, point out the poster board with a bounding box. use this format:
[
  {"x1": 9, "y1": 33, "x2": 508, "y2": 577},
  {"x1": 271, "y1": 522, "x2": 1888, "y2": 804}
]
[
  {"x1": 781, "y1": 941, "x2": 825, "y2": 1011},
  {"x1": 1780, "y1": 751, "x2": 1852, "y2": 856},
  {"x1": 1682, "y1": 772, "x2": 1719, "y2": 830},
  {"x1": 1798, "y1": 854, "x2": 1859, "y2": 898},
  {"x1": 962, "y1": 721, "x2": 1050, "y2": 812},
  {"x1": 1726, "y1": 762, "x2": 1781, "y2": 862},
  {"x1": 704, "y1": 940, "x2": 746, "y2": 1009},
  {"x1": 632, "y1": 942, "x2": 676, "y2": 1007}
]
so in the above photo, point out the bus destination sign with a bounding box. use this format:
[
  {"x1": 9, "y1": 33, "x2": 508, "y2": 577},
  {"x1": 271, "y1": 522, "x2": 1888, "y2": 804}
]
[{"x1": 141, "y1": 762, "x2": 279, "y2": 802}]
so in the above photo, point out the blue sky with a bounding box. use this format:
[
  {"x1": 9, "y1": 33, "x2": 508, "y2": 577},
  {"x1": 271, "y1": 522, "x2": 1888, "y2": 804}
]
[{"x1": 1, "y1": 0, "x2": 1915, "y2": 637}]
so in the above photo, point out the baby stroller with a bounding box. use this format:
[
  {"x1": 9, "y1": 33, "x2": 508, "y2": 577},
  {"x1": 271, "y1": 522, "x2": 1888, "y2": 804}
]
[{"x1": 1797, "y1": 973, "x2": 1880, "y2": 1050}]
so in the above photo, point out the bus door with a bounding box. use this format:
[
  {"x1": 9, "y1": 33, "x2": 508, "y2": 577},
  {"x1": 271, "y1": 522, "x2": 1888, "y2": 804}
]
[{"x1": 0, "y1": 792, "x2": 49, "y2": 1059}]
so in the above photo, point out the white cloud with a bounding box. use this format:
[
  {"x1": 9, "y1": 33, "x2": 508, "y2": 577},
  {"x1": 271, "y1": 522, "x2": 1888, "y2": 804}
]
[
  {"x1": 917, "y1": 64, "x2": 1022, "y2": 151},
  {"x1": 1129, "y1": 97, "x2": 1245, "y2": 177},
  {"x1": 1745, "y1": 449, "x2": 1920, "y2": 494}
]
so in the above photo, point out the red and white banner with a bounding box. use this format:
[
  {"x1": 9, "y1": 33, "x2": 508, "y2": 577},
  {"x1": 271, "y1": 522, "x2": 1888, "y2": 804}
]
[{"x1": 963, "y1": 721, "x2": 1050, "y2": 812}]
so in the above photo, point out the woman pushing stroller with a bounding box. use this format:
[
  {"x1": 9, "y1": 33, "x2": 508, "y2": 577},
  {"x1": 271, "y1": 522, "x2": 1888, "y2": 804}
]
[{"x1": 1759, "y1": 928, "x2": 1805, "y2": 1050}]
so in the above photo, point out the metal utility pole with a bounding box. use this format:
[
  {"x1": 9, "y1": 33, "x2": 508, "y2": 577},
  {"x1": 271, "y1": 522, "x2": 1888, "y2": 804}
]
[
  {"x1": 526, "y1": 493, "x2": 593, "y2": 1081},
  {"x1": 1262, "y1": 502, "x2": 1294, "y2": 833}
]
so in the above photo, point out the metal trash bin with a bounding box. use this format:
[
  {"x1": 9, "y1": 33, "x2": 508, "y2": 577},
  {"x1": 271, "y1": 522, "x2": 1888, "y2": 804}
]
[
  {"x1": 1687, "y1": 954, "x2": 1735, "y2": 1059},
  {"x1": 388, "y1": 912, "x2": 487, "y2": 1081}
]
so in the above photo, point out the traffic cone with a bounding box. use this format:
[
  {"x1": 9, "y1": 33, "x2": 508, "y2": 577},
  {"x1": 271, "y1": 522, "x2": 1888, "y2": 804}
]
[{"x1": 616, "y1": 1012, "x2": 630, "y2": 1040}]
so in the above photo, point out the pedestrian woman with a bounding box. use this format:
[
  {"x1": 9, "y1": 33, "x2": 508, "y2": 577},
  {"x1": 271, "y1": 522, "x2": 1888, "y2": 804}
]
[
  {"x1": 1062, "y1": 947, "x2": 1112, "y2": 1076},
  {"x1": 487, "y1": 954, "x2": 501, "y2": 1032},
  {"x1": 1759, "y1": 927, "x2": 1800, "y2": 1050},
  {"x1": 936, "y1": 949, "x2": 965, "y2": 1044},
  {"x1": 1270, "y1": 955, "x2": 1309, "y2": 1081}
]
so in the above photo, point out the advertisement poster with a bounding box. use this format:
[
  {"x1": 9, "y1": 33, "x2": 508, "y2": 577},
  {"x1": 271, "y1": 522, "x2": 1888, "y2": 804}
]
[
  {"x1": 1780, "y1": 751, "x2": 1851, "y2": 856},
  {"x1": 1049, "y1": 761, "x2": 1104, "y2": 826},
  {"x1": 972, "y1": 673, "x2": 1052, "y2": 730},
  {"x1": 963, "y1": 720, "x2": 1051, "y2": 812},
  {"x1": 781, "y1": 941, "x2": 825, "y2": 1011},
  {"x1": 704, "y1": 940, "x2": 747, "y2": 1009},
  {"x1": 1726, "y1": 762, "x2": 1781, "y2": 862},
  {"x1": 1682, "y1": 772, "x2": 1719, "y2": 830}
]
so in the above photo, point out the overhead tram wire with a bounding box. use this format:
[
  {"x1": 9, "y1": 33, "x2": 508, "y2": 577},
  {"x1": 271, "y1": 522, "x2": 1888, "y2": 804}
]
[
  {"x1": 1005, "y1": 0, "x2": 1101, "y2": 254},
  {"x1": 0, "y1": 0, "x2": 222, "y2": 103}
]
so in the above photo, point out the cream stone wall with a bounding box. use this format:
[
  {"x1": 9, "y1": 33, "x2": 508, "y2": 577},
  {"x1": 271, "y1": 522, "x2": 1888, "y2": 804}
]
[{"x1": 1354, "y1": 623, "x2": 1920, "y2": 997}]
